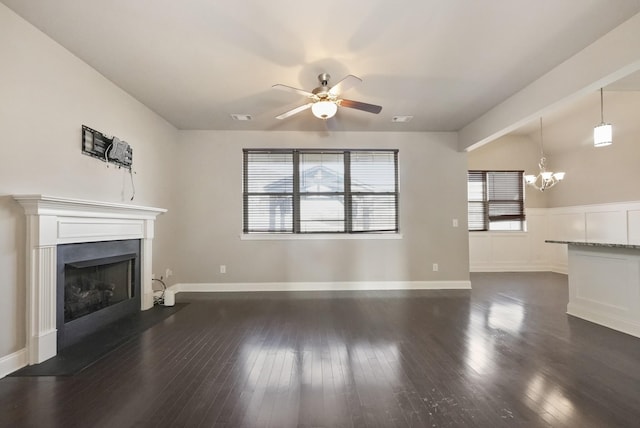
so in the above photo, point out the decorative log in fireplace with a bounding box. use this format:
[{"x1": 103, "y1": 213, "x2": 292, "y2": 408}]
[{"x1": 65, "y1": 277, "x2": 115, "y2": 321}]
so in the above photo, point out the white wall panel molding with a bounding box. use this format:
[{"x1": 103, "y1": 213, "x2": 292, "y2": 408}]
[
  {"x1": 470, "y1": 202, "x2": 640, "y2": 273},
  {"x1": 567, "y1": 247, "x2": 640, "y2": 338}
]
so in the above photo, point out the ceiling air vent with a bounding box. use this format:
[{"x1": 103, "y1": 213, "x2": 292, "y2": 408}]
[
  {"x1": 392, "y1": 116, "x2": 413, "y2": 123},
  {"x1": 230, "y1": 114, "x2": 252, "y2": 121}
]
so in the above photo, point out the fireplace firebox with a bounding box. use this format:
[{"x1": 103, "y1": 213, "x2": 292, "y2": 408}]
[{"x1": 57, "y1": 239, "x2": 141, "y2": 350}]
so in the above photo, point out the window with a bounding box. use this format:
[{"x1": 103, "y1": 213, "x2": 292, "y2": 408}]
[
  {"x1": 467, "y1": 170, "x2": 525, "y2": 231},
  {"x1": 243, "y1": 149, "x2": 399, "y2": 234}
]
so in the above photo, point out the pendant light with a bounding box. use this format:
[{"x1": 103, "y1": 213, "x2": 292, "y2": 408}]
[{"x1": 594, "y1": 88, "x2": 612, "y2": 147}]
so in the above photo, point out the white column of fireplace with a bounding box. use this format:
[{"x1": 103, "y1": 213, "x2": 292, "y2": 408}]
[{"x1": 13, "y1": 195, "x2": 166, "y2": 365}]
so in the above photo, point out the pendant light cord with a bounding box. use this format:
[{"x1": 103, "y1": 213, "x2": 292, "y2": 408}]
[{"x1": 600, "y1": 88, "x2": 605, "y2": 123}]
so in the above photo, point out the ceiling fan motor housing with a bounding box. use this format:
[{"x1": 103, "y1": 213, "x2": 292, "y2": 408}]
[
  {"x1": 318, "y1": 73, "x2": 331, "y2": 86},
  {"x1": 312, "y1": 73, "x2": 331, "y2": 98}
]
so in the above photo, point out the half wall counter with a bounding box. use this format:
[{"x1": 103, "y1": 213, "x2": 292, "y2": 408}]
[{"x1": 547, "y1": 240, "x2": 640, "y2": 338}]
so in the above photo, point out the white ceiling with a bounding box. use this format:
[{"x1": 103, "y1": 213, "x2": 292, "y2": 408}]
[{"x1": 3, "y1": 0, "x2": 640, "y2": 135}]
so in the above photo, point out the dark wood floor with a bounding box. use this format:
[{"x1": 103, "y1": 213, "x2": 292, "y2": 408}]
[{"x1": 2, "y1": 272, "x2": 640, "y2": 427}]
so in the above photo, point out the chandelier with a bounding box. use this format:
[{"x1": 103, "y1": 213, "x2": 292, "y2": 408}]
[{"x1": 524, "y1": 118, "x2": 565, "y2": 192}]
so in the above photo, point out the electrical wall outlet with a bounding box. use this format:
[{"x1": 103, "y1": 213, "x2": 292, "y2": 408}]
[
  {"x1": 165, "y1": 268, "x2": 173, "y2": 278},
  {"x1": 432, "y1": 263, "x2": 439, "y2": 272},
  {"x1": 220, "y1": 265, "x2": 226, "y2": 274},
  {"x1": 452, "y1": 218, "x2": 459, "y2": 227}
]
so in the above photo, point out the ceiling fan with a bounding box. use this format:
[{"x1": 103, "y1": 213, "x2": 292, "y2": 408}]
[{"x1": 273, "y1": 73, "x2": 382, "y2": 120}]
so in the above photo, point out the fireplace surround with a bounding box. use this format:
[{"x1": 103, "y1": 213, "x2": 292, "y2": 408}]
[
  {"x1": 57, "y1": 239, "x2": 141, "y2": 350},
  {"x1": 14, "y1": 195, "x2": 166, "y2": 365}
]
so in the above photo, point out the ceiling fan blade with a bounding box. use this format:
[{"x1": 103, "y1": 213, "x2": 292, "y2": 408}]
[
  {"x1": 328, "y1": 75, "x2": 362, "y2": 97},
  {"x1": 275, "y1": 103, "x2": 313, "y2": 120},
  {"x1": 272, "y1": 84, "x2": 316, "y2": 98},
  {"x1": 338, "y1": 99, "x2": 382, "y2": 114}
]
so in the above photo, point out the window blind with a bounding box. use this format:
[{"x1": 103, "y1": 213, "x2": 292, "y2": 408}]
[
  {"x1": 467, "y1": 171, "x2": 486, "y2": 231},
  {"x1": 243, "y1": 150, "x2": 293, "y2": 233},
  {"x1": 349, "y1": 151, "x2": 398, "y2": 232},
  {"x1": 243, "y1": 149, "x2": 399, "y2": 234},
  {"x1": 467, "y1": 170, "x2": 524, "y2": 231}
]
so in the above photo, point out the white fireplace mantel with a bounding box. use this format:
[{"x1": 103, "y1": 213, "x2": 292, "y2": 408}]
[{"x1": 13, "y1": 194, "x2": 166, "y2": 365}]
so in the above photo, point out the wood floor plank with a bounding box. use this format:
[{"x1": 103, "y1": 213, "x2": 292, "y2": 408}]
[{"x1": 3, "y1": 272, "x2": 640, "y2": 427}]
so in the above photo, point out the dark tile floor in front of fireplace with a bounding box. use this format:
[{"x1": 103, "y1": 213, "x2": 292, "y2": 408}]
[{"x1": 9, "y1": 303, "x2": 186, "y2": 377}]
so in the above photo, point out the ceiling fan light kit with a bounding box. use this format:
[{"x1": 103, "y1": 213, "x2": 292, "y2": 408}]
[
  {"x1": 311, "y1": 100, "x2": 338, "y2": 119},
  {"x1": 273, "y1": 73, "x2": 382, "y2": 121}
]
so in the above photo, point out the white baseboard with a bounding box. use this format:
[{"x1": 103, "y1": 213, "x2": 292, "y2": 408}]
[
  {"x1": 0, "y1": 348, "x2": 28, "y2": 379},
  {"x1": 567, "y1": 303, "x2": 640, "y2": 339},
  {"x1": 171, "y1": 280, "x2": 471, "y2": 294},
  {"x1": 470, "y1": 263, "x2": 554, "y2": 273}
]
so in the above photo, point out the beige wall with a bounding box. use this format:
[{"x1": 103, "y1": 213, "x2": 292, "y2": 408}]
[
  {"x1": 0, "y1": 3, "x2": 473, "y2": 366},
  {"x1": 546, "y1": 140, "x2": 640, "y2": 207},
  {"x1": 172, "y1": 131, "x2": 470, "y2": 284},
  {"x1": 468, "y1": 128, "x2": 640, "y2": 209},
  {"x1": 0, "y1": 5, "x2": 178, "y2": 358},
  {"x1": 467, "y1": 134, "x2": 547, "y2": 208}
]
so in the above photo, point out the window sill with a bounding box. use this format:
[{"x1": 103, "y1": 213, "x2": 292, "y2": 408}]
[
  {"x1": 241, "y1": 233, "x2": 403, "y2": 241},
  {"x1": 469, "y1": 230, "x2": 528, "y2": 235}
]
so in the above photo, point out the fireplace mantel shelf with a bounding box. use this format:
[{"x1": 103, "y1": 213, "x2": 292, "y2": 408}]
[
  {"x1": 13, "y1": 194, "x2": 166, "y2": 365},
  {"x1": 13, "y1": 194, "x2": 167, "y2": 218}
]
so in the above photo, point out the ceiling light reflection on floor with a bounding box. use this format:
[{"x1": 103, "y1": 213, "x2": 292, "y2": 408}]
[
  {"x1": 488, "y1": 302, "x2": 525, "y2": 333},
  {"x1": 525, "y1": 373, "x2": 575, "y2": 423}
]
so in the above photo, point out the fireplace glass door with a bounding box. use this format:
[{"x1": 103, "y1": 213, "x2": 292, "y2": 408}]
[{"x1": 64, "y1": 255, "x2": 133, "y2": 322}]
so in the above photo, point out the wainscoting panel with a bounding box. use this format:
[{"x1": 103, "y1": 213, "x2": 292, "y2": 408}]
[
  {"x1": 628, "y1": 210, "x2": 640, "y2": 245},
  {"x1": 585, "y1": 211, "x2": 627, "y2": 244},
  {"x1": 470, "y1": 202, "x2": 640, "y2": 273},
  {"x1": 567, "y1": 247, "x2": 640, "y2": 338},
  {"x1": 547, "y1": 212, "x2": 585, "y2": 242},
  {"x1": 469, "y1": 209, "x2": 553, "y2": 272}
]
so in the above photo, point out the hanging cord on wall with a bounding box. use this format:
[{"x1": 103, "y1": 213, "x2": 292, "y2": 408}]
[
  {"x1": 104, "y1": 142, "x2": 113, "y2": 165},
  {"x1": 129, "y1": 168, "x2": 136, "y2": 201},
  {"x1": 152, "y1": 277, "x2": 166, "y2": 305}
]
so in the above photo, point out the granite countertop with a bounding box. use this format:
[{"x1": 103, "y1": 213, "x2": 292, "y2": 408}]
[{"x1": 545, "y1": 240, "x2": 640, "y2": 250}]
